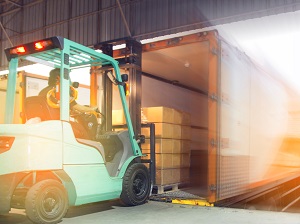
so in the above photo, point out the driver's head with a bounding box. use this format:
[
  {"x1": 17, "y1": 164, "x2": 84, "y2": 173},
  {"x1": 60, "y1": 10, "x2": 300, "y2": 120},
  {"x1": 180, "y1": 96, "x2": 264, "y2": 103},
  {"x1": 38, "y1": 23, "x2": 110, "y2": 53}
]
[{"x1": 48, "y1": 68, "x2": 60, "y2": 86}]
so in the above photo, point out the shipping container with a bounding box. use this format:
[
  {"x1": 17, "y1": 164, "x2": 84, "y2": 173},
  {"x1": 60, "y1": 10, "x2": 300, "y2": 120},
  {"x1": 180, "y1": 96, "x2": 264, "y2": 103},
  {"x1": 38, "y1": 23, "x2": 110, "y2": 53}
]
[{"x1": 108, "y1": 30, "x2": 300, "y2": 207}]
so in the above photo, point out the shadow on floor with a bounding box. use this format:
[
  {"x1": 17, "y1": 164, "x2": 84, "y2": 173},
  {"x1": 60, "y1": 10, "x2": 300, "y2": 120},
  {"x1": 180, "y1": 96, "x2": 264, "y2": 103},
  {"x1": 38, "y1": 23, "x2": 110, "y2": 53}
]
[
  {"x1": 0, "y1": 199, "x2": 124, "y2": 224},
  {"x1": 65, "y1": 199, "x2": 123, "y2": 218}
]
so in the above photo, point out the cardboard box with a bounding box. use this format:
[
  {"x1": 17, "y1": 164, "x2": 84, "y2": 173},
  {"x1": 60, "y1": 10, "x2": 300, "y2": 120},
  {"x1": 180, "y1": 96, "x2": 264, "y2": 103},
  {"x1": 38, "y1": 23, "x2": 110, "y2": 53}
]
[
  {"x1": 113, "y1": 107, "x2": 191, "y2": 126},
  {"x1": 155, "y1": 168, "x2": 190, "y2": 185},
  {"x1": 142, "y1": 107, "x2": 175, "y2": 124},
  {"x1": 181, "y1": 140, "x2": 191, "y2": 153},
  {"x1": 142, "y1": 106, "x2": 190, "y2": 125},
  {"x1": 141, "y1": 123, "x2": 181, "y2": 139},
  {"x1": 143, "y1": 138, "x2": 180, "y2": 153},
  {"x1": 144, "y1": 153, "x2": 190, "y2": 169},
  {"x1": 181, "y1": 153, "x2": 191, "y2": 167},
  {"x1": 173, "y1": 109, "x2": 182, "y2": 125},
  {"x1": 180, "y1": 168, "x2": 190, "y2": 183},
  {"x1": 143, "y1": 139, "x2": 191, "y2": 154},
  {"x1": 155, "y1": 168, "x2": 181, "y2": 185},
  {"x1": 181, "y1": 111, "x2": 191, "y2": 125},
  {"x1": 181, "y1": 125, "x2": 191, "y2": 140}
]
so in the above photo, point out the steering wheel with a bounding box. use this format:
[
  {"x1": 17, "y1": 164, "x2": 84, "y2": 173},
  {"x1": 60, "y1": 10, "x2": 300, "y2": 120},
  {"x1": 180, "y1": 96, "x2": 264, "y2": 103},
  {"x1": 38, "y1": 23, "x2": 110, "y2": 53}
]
[
  {"x1": 46, "y1": 86, "x2": 78, "y2": 108},
  {"x1": 70, "y1": 106, "x2": 104, "y2": 120},
  {"x1": 70, "y1": 106, "x2": 105, "y2": 140}
]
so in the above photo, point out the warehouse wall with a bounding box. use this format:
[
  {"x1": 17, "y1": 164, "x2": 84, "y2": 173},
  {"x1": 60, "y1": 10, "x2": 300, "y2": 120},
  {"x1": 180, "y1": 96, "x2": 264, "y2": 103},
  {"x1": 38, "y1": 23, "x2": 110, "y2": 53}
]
[{"x1": 1, "y1": 0, "x2": 300, "y2": 69}]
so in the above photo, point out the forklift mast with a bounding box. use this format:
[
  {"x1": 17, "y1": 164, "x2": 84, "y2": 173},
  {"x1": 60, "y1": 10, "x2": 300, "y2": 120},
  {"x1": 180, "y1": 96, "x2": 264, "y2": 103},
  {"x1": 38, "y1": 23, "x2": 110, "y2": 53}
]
[{"x1": 95, "y1": 38, "x2": 142, "y2": 137}]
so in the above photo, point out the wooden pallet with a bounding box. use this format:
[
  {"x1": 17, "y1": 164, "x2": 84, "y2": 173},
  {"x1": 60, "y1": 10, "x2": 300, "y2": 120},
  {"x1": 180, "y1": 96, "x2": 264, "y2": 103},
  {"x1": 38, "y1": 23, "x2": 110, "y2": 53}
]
[{"x1": 153, "y1": 183, "x2": 180, "y2": 194}]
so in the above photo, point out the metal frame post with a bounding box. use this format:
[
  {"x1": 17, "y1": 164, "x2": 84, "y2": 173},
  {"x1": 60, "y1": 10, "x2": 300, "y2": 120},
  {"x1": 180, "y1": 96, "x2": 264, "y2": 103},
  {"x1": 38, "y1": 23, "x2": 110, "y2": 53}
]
[
  {"x1": 125, "y1": 39, "x2": 142, "y2": 137},
  {"x1": 100, "y1": 43, "x2": 114, "y2": 131},
  {"x1": 4, "y1": 57, "x2": 18, "y2": 124}
]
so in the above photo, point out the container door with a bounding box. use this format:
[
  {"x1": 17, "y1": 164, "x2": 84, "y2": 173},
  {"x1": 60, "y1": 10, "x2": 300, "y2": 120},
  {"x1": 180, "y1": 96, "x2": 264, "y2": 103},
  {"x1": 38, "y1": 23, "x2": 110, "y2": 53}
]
[
  {"x1": 207, "y1": 31, "x2": 219, "y2": 203},
  {"x1": 217, "y1": 41, "x2": 251, "y2": 201}
]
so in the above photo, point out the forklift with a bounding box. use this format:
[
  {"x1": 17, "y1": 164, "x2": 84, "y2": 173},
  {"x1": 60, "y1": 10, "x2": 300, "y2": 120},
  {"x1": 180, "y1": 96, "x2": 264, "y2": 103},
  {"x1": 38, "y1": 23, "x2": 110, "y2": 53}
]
[{"x1": 0, "y1": 36, "x2": 151, "y2": 224}]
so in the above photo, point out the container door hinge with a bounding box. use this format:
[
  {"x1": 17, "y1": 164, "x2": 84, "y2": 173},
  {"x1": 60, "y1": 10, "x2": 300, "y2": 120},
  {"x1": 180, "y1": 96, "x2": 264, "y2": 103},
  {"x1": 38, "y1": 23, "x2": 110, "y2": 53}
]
[
  {"x1": 211, "y1": 47, "x2": 218, "y2": 55},
  {"x1": 209, "y1": 185, "x2": 217, "y2": 191},
  {"x1": 210, "y1": 139, "x2": 218, "y2": 147},
  {"x1": 210, "y1": 93, "x2": 218, "y2": 102}
]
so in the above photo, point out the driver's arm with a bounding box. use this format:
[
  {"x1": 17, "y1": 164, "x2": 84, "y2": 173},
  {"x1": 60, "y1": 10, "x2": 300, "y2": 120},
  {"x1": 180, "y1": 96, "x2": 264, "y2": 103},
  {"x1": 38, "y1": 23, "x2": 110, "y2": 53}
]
[{"x1": 72, "y1": 103, "x2": 98, "y2": 114}]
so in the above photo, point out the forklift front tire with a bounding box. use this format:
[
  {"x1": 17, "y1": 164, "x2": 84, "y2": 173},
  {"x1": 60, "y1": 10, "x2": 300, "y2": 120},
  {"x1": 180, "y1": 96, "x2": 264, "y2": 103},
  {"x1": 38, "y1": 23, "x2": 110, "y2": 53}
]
[
  {"x1": 120, "y1": 163, "x2": 151, "y2": 206},
  {"x1": 25, "y1": 179, "x2": 69, "y2": 224}
]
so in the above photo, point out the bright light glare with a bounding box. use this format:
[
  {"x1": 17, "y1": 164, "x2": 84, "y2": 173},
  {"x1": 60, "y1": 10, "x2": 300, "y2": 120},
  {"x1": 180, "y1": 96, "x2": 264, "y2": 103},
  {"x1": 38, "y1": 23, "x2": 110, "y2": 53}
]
[
  {"x1": 239, "y1": 32, "x2": 299, "y2": 89},
  {"x1": 34, "y1": 42, "x2": 43, "y2": 49},
  {"x1": 0, "y1": 64, "x2": 53, "y2": 77},
  {"x1": 69, "y1": 67, "x2": 90, "y2": 85},
  {"x1": 9, "y1": 46, "x2": 26, "y2": 55},
  {"x1": 22, "y1": 64, "x2": 53, "y2": 77},
  {"x1": 0, "y1": 64, "x2": 90, "y2": 86},
  {"x1": 16, "y1": 46, "x2": 26, "y2": 53},
  {"x1": 215, "y1": 10, "x2": 300, "y2": 94}
]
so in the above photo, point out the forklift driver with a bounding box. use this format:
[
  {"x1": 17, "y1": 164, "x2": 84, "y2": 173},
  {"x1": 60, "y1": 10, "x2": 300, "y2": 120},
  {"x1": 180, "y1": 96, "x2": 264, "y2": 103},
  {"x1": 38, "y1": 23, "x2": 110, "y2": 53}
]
[{"x1": 39, "y1": 68, "x2": 100, "y2": 140}]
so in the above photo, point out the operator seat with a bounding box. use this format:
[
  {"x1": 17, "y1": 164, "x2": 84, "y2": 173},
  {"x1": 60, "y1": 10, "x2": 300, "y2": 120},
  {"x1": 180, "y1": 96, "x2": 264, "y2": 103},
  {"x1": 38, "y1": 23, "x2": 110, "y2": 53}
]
[
  {"x1": 24, "y1": 96, "x2": 59, "y2": 121},
  {"x1": 24, "y1": 96, "x2": 89, "y2": 139}
]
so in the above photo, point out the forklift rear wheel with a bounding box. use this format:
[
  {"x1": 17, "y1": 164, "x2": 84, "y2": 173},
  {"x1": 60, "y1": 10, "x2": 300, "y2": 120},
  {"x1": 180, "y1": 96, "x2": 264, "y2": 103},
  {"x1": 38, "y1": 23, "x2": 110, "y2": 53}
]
[
  {"x1": 121, "y1": 163, "x2": 150, "y2": 206},
  {"x1": 25, "y1": 179, "x2": 69, "y2": 224}
]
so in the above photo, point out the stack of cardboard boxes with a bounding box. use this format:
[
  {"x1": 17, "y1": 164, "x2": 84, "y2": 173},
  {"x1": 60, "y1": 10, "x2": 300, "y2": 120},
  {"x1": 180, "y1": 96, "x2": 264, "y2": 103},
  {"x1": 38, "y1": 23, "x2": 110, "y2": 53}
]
[
  {"x1": 112, "y1": 107, "x2": 191, "y2": 189},
  {"x1": 141, "y1": 107, "x2": 191, "y2": 187}
]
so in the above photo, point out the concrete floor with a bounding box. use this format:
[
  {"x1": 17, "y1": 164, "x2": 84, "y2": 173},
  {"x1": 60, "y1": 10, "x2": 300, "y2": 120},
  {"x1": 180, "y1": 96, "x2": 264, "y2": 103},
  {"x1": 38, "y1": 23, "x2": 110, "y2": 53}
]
[{"x1": 1, "y1": 200, "x2": 300, "y2": 224}]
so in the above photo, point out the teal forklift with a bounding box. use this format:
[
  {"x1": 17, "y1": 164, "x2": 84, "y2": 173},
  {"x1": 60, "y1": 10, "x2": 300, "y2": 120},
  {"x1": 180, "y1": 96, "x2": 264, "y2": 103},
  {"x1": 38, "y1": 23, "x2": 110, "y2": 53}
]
[{"x1": 0, "y1": 37, "x2": 151, "y2": 224}]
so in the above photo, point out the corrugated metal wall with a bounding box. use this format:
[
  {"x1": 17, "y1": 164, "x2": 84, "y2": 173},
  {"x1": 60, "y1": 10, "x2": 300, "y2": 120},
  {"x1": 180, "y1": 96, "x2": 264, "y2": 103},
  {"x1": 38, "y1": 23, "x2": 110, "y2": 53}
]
[{"x1": 0, "y1": 0, "x2": 300, "y2": 68}]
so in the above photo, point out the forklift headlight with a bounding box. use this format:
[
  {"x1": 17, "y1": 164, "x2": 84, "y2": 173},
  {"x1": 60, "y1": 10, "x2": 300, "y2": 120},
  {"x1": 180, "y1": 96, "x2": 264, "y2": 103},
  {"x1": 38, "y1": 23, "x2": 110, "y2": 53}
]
[{"x1": 0, "y1": 136, "x2": 15, "y2": 154}]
